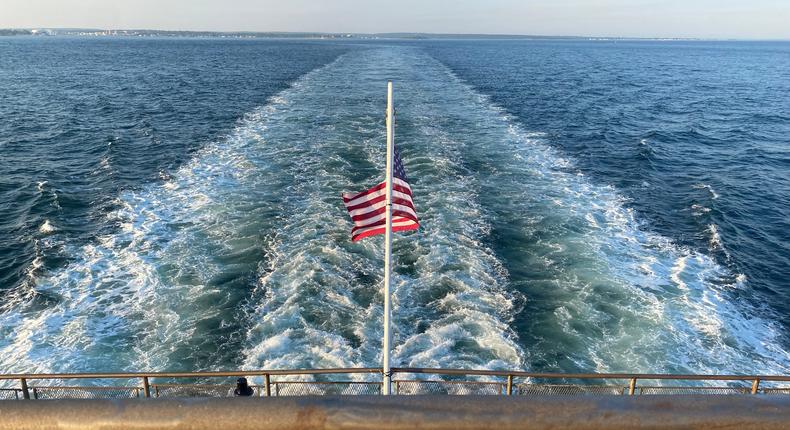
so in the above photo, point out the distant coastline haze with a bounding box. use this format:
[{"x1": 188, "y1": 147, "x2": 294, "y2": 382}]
[{"x1": 1, "y1": 0, "x2": 789, "y2": 40}]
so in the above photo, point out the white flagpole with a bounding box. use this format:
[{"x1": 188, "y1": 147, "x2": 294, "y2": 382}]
[{"x1": 382, "y1": 81, "x2": 394, "y2": 395}]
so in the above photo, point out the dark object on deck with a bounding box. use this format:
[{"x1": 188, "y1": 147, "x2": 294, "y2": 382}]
[{"x1": 234, "y1": 377, "x2": 254, "y2": 397}]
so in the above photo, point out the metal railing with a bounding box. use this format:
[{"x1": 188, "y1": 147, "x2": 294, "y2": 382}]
[{"x1": 1, "y1": 367, "x2": 789, "y2": 399}]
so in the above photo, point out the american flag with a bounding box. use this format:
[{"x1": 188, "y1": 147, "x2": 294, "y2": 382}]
[{"x1": 342, "y1": 145, "x2": 419, "y2": 242}]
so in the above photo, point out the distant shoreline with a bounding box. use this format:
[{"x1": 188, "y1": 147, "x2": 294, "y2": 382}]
[{"x1": 0, "y1": 28, "x2": 782, "y2": 42}]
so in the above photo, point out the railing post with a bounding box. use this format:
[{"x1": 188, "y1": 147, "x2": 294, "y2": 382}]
[
  {"x1": 264, "y1": 374, "x2": 271, "y2": 397},
  {"x1": 506, "y1": 375, "x2": 513, "y2": 396},
  {"x1": 628, "y1": 377, "x2": 637, "y2": 395},
  {"x1": 19, "y1": 378, "x2": 30, "y2": 400},
  {"x1": 142, "y1": 376, "x2": 151, "y2": 398},
  {"x1": 395, "y1": 380, "x2": 400, "y2": 395},
  {"x1": 751, "y1": 378, "x2": 760, "y2": 395},
  {"x1": 382, "y1": 371, "x2": 392, "y2": 396}
]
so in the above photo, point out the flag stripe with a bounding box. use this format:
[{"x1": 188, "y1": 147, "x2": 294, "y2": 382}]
[
  {"x1": 349, "y1": 199, "x2": 416, "y2": 221},
  {"x1": 342, "y1": 178, "x2": 411, "y2": 203},
  {"x1": 342, "y1": 185, "x2": 412, "y2": 208},
  {"x1": 342, "y1": 146, "x2": 419, "y2": 241},
  {"x1": 343, "y1": 190, "x2": 414, "y2": 213},
  {"x1": 352, "y1": 209, "x2": 419, "y2": 230},
  {"x1": 351, "y1": 218, "x2": 419, "y2": 242},
  {"x1": 352, "y1": 215, "x2": 416, "y2": 231}
]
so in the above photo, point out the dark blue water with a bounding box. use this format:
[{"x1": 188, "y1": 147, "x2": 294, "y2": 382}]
[
  {"x1": 0, "y1": 37, "x2": 349, "y2": 291},
  {"x1": 420, "y1": 39, "x2": 790, "y2": 370},
  {"x1": 423, "y1": 40, "x2": 790, "y2": 311},
  {"x1": 0, "y1": 37, "x2": 788, "y2": 377}
]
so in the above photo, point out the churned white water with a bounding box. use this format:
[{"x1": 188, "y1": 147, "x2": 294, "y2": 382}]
[{"x1": 0, "y1": 46, "x2": 788, "y2": 382}]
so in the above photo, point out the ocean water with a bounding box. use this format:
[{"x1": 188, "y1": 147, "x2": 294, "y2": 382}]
[{"x1": 0, "y1": 37, "x2": 788, "y2": 378}]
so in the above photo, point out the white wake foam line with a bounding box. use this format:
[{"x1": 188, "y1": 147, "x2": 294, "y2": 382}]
[
  {"x1": 0, "y1": 53, "x2": 353, "y2": 377},
  {"x1": 2, "y1": 44, "x2": 787, "y2": 383},
  {"x1": 513, "y1": 117, "x2": 790, "y2": 375},
  {"x1": 240, "y1": 48, "x2": 525, "y2": 381},
  {"x1": 239, "y1": 52, "x2": 387, "y2": 379},
  {"x1": 425, "y1": 52, "x2": 790, "y2": 376},
  {"x1": 242, "y1": 44, "x2": 790, "y2": 380},
  {"x1": 388, "y1": 126, "x2": 524, "y2": 372}
]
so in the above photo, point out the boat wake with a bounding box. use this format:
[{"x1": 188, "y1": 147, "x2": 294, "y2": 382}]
[{"x1": 0, "y1": 46, "x2": 787, "y2": 380}]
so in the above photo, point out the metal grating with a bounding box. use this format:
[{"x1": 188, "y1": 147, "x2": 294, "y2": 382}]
[
  {"x1": 395, "y1": 380, "x2": 505, "y2": 395},
  {"x1": 274, "y1": 382, "x2": 381, "y2": 396},
  {"x1": 0, "y1": 388, "x2": 21, "y2": 400},
  {"x1": 153, "y1": 384, "x2": 249, "y2": 398},
  {"x1": 31, "y1": 386, "x2": 141, "y2": 399},
  {"x1": 761, "y1": 388, "x2": 790, "y2": 395},
  {"x1": 516, "y1": 384, "x2": 626, "y2": 396},
  {"x1": 637, "y1": 386, "x2": 749, "y2": 395}
]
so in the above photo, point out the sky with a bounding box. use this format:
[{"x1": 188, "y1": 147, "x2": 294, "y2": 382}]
[{"x1": 2, "y1": 0, "x2": 789, "y2": 40}]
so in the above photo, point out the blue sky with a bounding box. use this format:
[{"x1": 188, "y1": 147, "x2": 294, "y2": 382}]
[{"x1": 2, "y1": 0, "x2": 789, "y2": 39}]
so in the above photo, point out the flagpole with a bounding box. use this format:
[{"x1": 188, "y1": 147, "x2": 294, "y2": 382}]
[{"x1": 382, "y1": 81, "x2": 394, "y2": 395}]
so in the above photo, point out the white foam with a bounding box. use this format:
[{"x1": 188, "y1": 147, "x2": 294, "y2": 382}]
[
  {"x1": 429, "y1": 49, "x2": 790, "y2": 375},
  {"x1": 670, "y1": 256, "x2": 689, "y2": 290},
  {"x1": 38, "y1": 220, "x2": 55, "y2": 234},
  {"x1": 238, "y1": 49, "x2": 525, "y2": 375},
  {"x1": 693, "y1": 183, "x2": 720, "y2": 200},
  {"x1": 691, "y1": 204, "x2": 711, "y2": 217},
  {"x1": 1, "y1": 45, "x2": 787, "y2": 381},
  {"x1": 707, "y1": 224, "x2": 722, "y2": 250},
  {"x1": 0, "y1": 53, "x2": 355, "y2": 375}
]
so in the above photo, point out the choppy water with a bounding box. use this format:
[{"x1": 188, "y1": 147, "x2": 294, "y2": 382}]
[{"x1": 0, "y1": 37, "x2": 788, "y2": 377}]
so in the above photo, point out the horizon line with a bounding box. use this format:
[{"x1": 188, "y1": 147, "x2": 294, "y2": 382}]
[{"x1": 2, "y1": 27, "x2": 789, "y2": 42}]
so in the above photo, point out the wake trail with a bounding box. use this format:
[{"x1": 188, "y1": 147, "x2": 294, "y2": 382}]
[
  {"x1": 418, "y1": 49, "x2": 790, "y2": 377},
  {"x1": 240, "y1": 47, "x2": 524, "y2": 377},
  {"x1": 0, "y1": 54, "x2": 352, "y2": 375},
  {"x1": 2, "y1": 45, "x2": 787, "y2": 384}
]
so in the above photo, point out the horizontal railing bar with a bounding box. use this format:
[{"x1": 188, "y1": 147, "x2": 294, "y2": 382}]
[
  {"x1": 274, "y1": 382, "x2": 379, "y2": 384},
  {"x1": 391, "y1": 368, "x2": 790, "y2": 382},
  {"x1": 394, "y1": 380, "x2": 506, "y2": 384},
  {"x1": 392, "y1": 380, "x2": 505, "y2": 385},
  {"x1": 152, "y1": 384, "x2": 236, "y2": 387},
  {"x1": 1, "y1": 367, "x2": 788, "y2": 382},
  {"x1": 29, "y1": 386, "x2": 141, "y2": 390},
  {"x1": 637, "y1": 386, "x2": 750, "y2": 389}
]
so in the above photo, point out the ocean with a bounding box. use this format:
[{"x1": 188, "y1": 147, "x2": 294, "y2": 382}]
[{"x1": 0, "y1": 37, "x2": 788, "y2": 378}]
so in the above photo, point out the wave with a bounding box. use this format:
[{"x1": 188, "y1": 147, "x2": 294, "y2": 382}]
[
  {"x1": 0, "y1": 55, "x2": 350, "y2": 375},
  {"x1": 0, "y1": 45, "x2": 787, "y2": 382},
  {"x1": 693, "y1": 183, "x2": 720, "y2": 200},
  {"x1": 37, "y1": 219, "x2": 56, "y2": 234},
  {"x1": 239, "y1": 48, "x2": 524, "y2": 377},
  {"x1": 423, "y1": 49, "x2": 790, "y2": 376}
]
